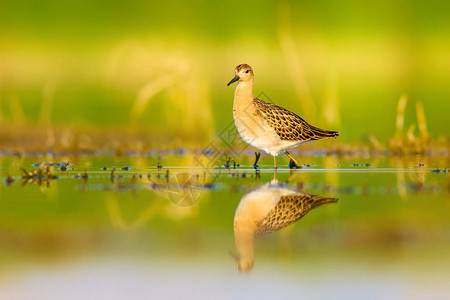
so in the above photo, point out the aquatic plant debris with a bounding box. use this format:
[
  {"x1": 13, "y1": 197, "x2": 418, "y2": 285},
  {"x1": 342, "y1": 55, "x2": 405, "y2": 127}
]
[
  {"x1": 431, "y1": 168, "x2": 449, "y2": 173},
  {"x1": 32, "y1": 162, "x2": 72, "y2": 167}
]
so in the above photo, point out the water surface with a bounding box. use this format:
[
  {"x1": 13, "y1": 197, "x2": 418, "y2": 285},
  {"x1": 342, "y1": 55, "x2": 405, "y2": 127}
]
[{"x1": 0, "y1": 155, "x2": 448, "y2": 299}]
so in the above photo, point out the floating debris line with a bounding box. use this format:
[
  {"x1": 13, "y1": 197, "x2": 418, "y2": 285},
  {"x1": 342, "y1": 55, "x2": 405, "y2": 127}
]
[
  {"x1": 431, "y1": 168, "x2": 449, "y2": 173},
  {"x1": 32, "y1": 161, "x2": 72, "y2": 168},
  {"x1": 1, "y1": 165, "x2": 447, "y2": 197}
]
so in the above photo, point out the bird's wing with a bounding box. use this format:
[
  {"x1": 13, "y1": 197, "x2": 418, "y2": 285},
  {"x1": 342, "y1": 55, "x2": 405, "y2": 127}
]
[
  {"x1": 253, "y1": 98, "x2": 339, "y2": 141},
  {"x1": 255, "y1": 194, "x2": 337, "y2": 236}
]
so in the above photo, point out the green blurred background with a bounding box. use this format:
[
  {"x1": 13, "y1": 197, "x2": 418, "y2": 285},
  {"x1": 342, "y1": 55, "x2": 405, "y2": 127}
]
[{"x1": 0, "y1": 0, "x2": 449, "y2": 142}]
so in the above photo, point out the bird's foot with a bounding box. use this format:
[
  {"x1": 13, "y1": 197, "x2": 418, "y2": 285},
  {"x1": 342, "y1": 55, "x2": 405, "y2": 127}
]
[
  {"x1": 253, "y1": 152, "x2": 261, "y2": 168},
  {"x1": 284, "y1": 151, "x2": 302, "y2": 169},
  {"x1": 288, "y1": 159, "x2": 302, "y2": 169}
]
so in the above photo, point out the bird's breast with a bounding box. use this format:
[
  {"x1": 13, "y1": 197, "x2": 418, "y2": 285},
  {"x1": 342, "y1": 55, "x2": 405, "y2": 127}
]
[{"x1": 233, "y1": 101, "x2": 286, "y2": 155}]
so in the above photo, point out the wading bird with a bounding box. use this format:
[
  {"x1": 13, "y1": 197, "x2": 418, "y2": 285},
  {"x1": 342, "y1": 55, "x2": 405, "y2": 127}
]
[
  {"x1": 227, "y1": 64, "x2": 339, "y2": 169},
  {"x1": 233, "y1": 182, "x2": 338, "y2": 272}
]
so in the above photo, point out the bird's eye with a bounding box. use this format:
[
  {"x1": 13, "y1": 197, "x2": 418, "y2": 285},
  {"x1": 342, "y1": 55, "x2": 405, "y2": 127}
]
[{"x1": 245, "y1": 70, "x2": 249, "y2": 73}]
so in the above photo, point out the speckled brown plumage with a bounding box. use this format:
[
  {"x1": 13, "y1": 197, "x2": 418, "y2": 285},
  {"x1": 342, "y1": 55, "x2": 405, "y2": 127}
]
[
  {"x1": 252, "y1": 98, "x2": 339, "y2": 142},
  {"x1": 255, "y1": 194, "x2": 338, "y2": 236}
]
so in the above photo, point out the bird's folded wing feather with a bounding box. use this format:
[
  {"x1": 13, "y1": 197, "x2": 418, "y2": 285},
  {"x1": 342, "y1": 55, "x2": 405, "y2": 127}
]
[
  {"x1": 255, "y1": 194, "x2": 337, "y2": 236},
  {"x1": 253, "y1": 98, "x2": 338, "y2": 141}
]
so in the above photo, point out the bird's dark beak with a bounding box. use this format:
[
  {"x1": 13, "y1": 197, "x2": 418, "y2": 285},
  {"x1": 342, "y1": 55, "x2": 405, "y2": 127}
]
[
  {"x1": 229, "y1": 251, "x2": 239, "y2": 262},
  {"x1": 227, "y1": 74, "x2": 240, "y2": 86}
]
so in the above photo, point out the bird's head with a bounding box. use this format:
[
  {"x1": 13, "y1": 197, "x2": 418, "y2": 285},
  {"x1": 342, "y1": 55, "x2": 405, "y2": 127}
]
[
  {"x1": 230, "y1": 250, "x2": 254, "y2": 273},
  {"x1": 237, "y1": 256, "x2": 254, "y2": 273},
  {"x1": 227, "y1": 64, "x2": 254, "y2": 86}
]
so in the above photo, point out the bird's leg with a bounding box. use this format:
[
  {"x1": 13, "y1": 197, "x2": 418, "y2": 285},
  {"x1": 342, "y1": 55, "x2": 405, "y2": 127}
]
[
  {"x1": 287, "y1": 171, "x2": 296, "y2": 183},
  {"x1": 271, "y1": 169, "x2": 278, "y2": 184},
  {"x1": 273, "y1": 156, "x2": 278, "y2": 177},
  {"x1": 284, "y1": 151, "x2": 301, "y2": 169},
  {"x1": 273, "y1": 155, "x2": 277, "y2": 176},
  {"x1": 253, "y1": 152, "x2": 261, "y2": 168}
]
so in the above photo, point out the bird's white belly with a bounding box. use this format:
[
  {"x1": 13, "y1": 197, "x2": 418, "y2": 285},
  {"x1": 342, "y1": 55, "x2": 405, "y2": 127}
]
[
  {"x1": 233, "y1": 112, "x2": 302, "y2": 156},
  {"x1": 234, "y1": 185, "x2": 297, "y2": 222}
]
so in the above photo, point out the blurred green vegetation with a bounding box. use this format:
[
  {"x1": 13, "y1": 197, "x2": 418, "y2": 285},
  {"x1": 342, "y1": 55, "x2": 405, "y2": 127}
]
[{"x1": 0, "y1": 0, "x2": 449, "y2": 142}]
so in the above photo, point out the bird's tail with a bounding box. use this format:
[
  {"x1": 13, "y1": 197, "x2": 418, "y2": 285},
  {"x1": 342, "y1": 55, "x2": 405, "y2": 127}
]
[
  {"x1": 309, "y1": 196, "x2": 339, "y2": 209},
  {"x1": 310, "y1": 125, "x2": 339, "y2": 140}
]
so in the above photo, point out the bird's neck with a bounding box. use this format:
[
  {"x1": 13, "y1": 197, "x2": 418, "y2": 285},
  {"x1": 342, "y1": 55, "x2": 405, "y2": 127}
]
[
  {"x1": 234, "y1": 225, "x2": 255, "y2": 263},
  {"x1": 234, "y1": 80, "x2": 254, "y2": 108}
]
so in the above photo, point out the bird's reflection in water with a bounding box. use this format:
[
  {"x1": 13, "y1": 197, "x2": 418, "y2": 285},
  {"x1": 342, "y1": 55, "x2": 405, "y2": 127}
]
[{"x1": 233, "y1": 180, "x2": 338, "y2": 273}]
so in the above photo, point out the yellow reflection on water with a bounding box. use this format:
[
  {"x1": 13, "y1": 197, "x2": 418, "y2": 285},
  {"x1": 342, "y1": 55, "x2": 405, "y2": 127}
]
[{"x1": 233, "y1": 177, "x2": 338, "y2": 272}]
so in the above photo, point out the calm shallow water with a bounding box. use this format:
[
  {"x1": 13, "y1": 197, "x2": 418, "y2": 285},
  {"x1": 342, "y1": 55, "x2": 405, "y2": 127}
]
[{"x1": 0, "y1": 154, "x2": 449, "y2": 299}]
